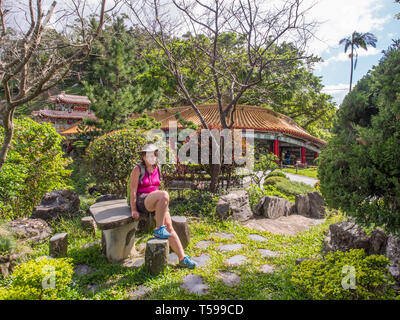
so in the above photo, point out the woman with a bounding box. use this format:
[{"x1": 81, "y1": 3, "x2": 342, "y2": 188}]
[{"x1": 128, "y1": 143, "x2": 196, "y2": 269}]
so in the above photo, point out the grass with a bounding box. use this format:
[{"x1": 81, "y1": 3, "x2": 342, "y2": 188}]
[{"x1": 280, "y1": 167, "x2": 318, "y2": 179}]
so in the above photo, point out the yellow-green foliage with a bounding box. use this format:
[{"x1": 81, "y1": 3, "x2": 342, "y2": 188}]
[
  {"x1": 0, "y1": 256, "x2": 74, "y2": 300},
  {"x1": 291, "y1": 249, "x2": 400, "y2": 300}
]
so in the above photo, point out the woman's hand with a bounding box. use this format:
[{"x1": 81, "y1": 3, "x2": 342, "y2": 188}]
[{"x1": 131, "y1": 209, "x2": 140, "y2": 220}]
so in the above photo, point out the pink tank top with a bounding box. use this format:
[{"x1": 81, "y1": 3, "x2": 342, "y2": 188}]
[{"x1": 137, "y1": 166, "x2": 160, "y2": 193}]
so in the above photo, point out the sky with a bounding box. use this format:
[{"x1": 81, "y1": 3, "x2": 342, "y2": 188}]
[{"x1": 306, "y1": 0, "x2": 399, "y2": 106}]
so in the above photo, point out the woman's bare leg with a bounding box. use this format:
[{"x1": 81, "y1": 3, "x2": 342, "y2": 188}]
[
  {"x1": 144, "y1": 190, "x2": 169, "y2": 228},
  {"x1": 144, "y1": 191, "x2": 185, "y2": 260}
]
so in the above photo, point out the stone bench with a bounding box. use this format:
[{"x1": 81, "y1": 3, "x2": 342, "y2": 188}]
[{"x1": 89, "y1": 199, "x2": 140, "y2": 263}]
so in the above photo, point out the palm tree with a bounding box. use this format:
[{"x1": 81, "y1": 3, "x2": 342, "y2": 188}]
[{"x1": 339, "y1": 31, "x2": 377, "y2": 92}]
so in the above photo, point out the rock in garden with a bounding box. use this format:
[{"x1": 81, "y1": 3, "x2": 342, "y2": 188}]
[
  {"x1": 217, "y1": 244, "x2": 244, "y2": 252},
  {"x1": 145, "y1": 238, "x2": 169, "y2": 275},
  {"x1": 212, "y1": 232, "x2": 235, "y2": 239},
  {"x1": 74, "y1": 264, "x2": 95, "y2": 276},
  {"x1": 258, "y1": 249, "x2": 279, "y2": 258},
  {"x1": 248, "y1": 234, "x2": 267, "y2": 242},
  {"x1": 216, "y1": 190, "x2": 253, "y2": 222},
  {"x1": 95, "y1": 194, "x2": 119, "y2": 203},
  {"x1": 254, "y1": 196, "x2": 294, "y2": 219},
  {"x1": 368, "y1": 228, "x2": 388, "y2": 255},
  {"x1": 191, "y1": 254, "x2": 210, "y2": 268},
  {"x1": 31, "y1": 189, "x2": 80, "y2": 221},
  {"x1": 127, "y1": 285, "x2": 152, "y2": 300},
  {"x1": 323, "y1": 221, "x2": 370, "y2": 253},
  {"x1": 81, "y1": 216, "x2": 97, "y2": 234},
  {"x1": 259, "y1": 264, "x2": 275, "y2": 273},
  {"x1": 386, "y1": 234, "x2": 400, "y2": 283},
  {"x1": 6, "y1": 218, "x2": 51, "y2": 242},
  {"x1": 224, "y1": 255, "x2": 247, "y2": 266},
  {"x1": 217, "y1": 271, "x2": 241, "y2": 287},
  {"x1": 295, "y1": 194, "x2": 310, "y2": 217},
  {"x1": 171, "y1": 216, "x2": 190, "y2": 249},
  {"x1": 307, "y1": 191, "x2": 326, "y2": 219},
  {"x1": 181, "y1": 274, "x2": 209, "y2": 295},
  {"x1": 195, "y1": 240, "x2": 214, "y2": 249},
  {"x1": 49, "y1": 232, "x2": 68, "y2": 258}
]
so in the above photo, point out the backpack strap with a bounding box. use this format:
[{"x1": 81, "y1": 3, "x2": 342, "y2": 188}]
[{"x1": 137, "y1": 163, "x2": 146, "y2": 184}]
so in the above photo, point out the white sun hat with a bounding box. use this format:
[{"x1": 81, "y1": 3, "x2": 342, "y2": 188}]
[{"x1": 140, "y1": 143, "x2": 158, "y2": 153}]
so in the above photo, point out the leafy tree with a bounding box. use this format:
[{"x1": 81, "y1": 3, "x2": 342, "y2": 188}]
[
  {"x1": 339, "y1": 31, "x2": 378, "y2": 92},
  {"x1": 317, "y1": 47, "x2": 400, "y2": 235},
  {"x1": 83, "y1": 15, "x2": 162, "y2": 130}
]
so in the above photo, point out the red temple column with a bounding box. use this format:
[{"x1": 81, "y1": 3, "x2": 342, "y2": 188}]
[
  {"x1": 301, "y1": 146, "x2": 306, "y2": 164},
  {"x1": 274, "y1": 139, "x2": 280, "y2": 161},
  {"x1": 314, "y1": 152, "x2": 318, "y2": 159}
]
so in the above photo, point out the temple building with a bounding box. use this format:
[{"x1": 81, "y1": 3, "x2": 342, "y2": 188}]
[
  {"x1": 31, "y1": 91, "x2": 97, "y2": 134},
  {"x1": 130, "y1": 104, "x2": 326, "y2": 165}
]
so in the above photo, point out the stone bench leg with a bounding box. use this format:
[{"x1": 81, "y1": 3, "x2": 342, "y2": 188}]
[{"x1": 102, "y1": 221, "x2": 139, "y2": 263}]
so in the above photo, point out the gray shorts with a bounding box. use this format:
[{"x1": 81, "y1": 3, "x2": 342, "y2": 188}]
[{"x1": 136, "y1": 192, "x2": 156, "y2": 216}]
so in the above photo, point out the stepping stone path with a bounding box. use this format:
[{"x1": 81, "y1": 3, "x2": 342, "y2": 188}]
[
  {"x1": 195, "y1": 240, "x2": 214, "y2": 249},
  {"x1": 212, "y1": 232, "x2": 236, "y2": 239},
  {"x1": 217, "y1": 244, "x2": 244, "y2": 252},
  {"x1": 248, "y1": 234, "x2": 267, "y2": 242},
  {"x1": 258, "y1": 249, "x2": 279, "y2": 258},
  {"x1": 224, "y1": 255, "x2": 247, "y2": 266},
  {"x1": 122, "y1": 257, "x2": 144, "y2": 268},
  {"x1": 181, "y1": 274, "x2": 209, "y2": 295},
  {"x1": 259, "y1": 264, "x2": 275, "y2": 273},
  {"x1": 74, "y1": 264, "x2": 95, "y2": 276},
  {"x1": 217, "y1": 271, "x2": 241, "y2": 287},
  {"x1": 168, "y1": 253, "x2": 179, "y2": 265},
  {"x1": 192, "y1": 254, "x2": 210, "y2": 268},
  {"x1": 127, "y1": 285, "x2": 152, "y2": 300}
]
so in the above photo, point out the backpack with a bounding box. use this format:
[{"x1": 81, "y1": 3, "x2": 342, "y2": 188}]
[{"x1": 127, "y1": 162, "x2": 162, "y2": 206}]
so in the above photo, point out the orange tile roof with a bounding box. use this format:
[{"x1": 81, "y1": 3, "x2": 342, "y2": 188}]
[
  {"x1": 130, "y1": 104, "x2": 326, "y2": 146},
  {"x1": 60, "y1": 122, "x2": 101, "y2": 135}
]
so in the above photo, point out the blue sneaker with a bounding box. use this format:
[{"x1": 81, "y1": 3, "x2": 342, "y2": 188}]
[
  {"x1": 179, "y1": 256, "x2": 196, "y2": 269},
  {"x1": 154, "y1": 225, "x2": 171, "y2": 239}
]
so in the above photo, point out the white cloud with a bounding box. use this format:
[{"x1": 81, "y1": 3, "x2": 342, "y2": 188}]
[
  {"x1": 304, "y1": 0, "x2": 390, "y2": 56},
  {"x1": 322, "y1": 83, "x2": 349, "y2": 106}
]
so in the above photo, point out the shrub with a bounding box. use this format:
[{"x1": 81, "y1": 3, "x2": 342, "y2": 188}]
[
  {"x1": 0, "y1": 117, "x2": 72, "y2": 219},
  {"x1": 169, "y1": 189, "x2": 221, "y2": 218},
  {"x1": 274, "y1": 179, "x2": 313, "y2": 198},
  {"x1": 291, "y1": 249, "x2": 399, "y2": 300},
  {"x1": 263, "y1": 175, "x2": 289, "y2": 186},
  {"x1": 85, "y1": 128, "x2": 153, "y2": 196},
  {"x1": 0, "y1": 256, "x2": 74, "y2": 300},
  {"x1": 0, "y1": 234, "x2": 16, "y2": 255},
  {"x1": 317, "y1": 48, "x2": 400, "y2": 235},
  {"x1": 265, "y1": 171, "x2": 287, "y2": 179},
  {"x1": 248, "y1": 184, "x2": 293, "y2": 210}
]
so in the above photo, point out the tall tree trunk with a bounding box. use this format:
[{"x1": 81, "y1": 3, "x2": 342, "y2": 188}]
[
  {"x1": 0, "y1": 104, "x2": 15, "y2": 171},
  {"x1": 349, "y1": 37, "x2": 354, "y2": 92}
]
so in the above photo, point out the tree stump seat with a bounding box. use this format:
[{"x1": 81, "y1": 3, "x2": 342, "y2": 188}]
[{"x1": 89, "y1": 199, "x2": 140, "y2": 263}]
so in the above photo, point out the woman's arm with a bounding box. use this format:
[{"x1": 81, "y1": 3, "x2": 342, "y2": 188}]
[{"x1": 130, "y1": 166, "x2": 140, "y2": 216}]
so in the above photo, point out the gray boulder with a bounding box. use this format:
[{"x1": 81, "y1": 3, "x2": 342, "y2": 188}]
[
  {"x1": 295, "y1": 191, "x2": 326, "y2": 219},
  {"x1": 323, "y1": 221, "x2": 370, "y2": 253},
  {"x1": 386, "y1": 234, "x2": 400, "y2": 283},
  {"x1": 31, "y1": 190, "x2": 80, "y2": 221},
  {"x1": 295, "y1": 194, "x2": 310, "y2": 217},
  {"x1": 308, "y1": 191, "x2": 326, "y2": 219},
  {"x1": 255, "y1": 196, "x2": 295, "y2": 219},
  {"x1": 216, "y1": 190, "x2": 253, "y2": 222}
]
